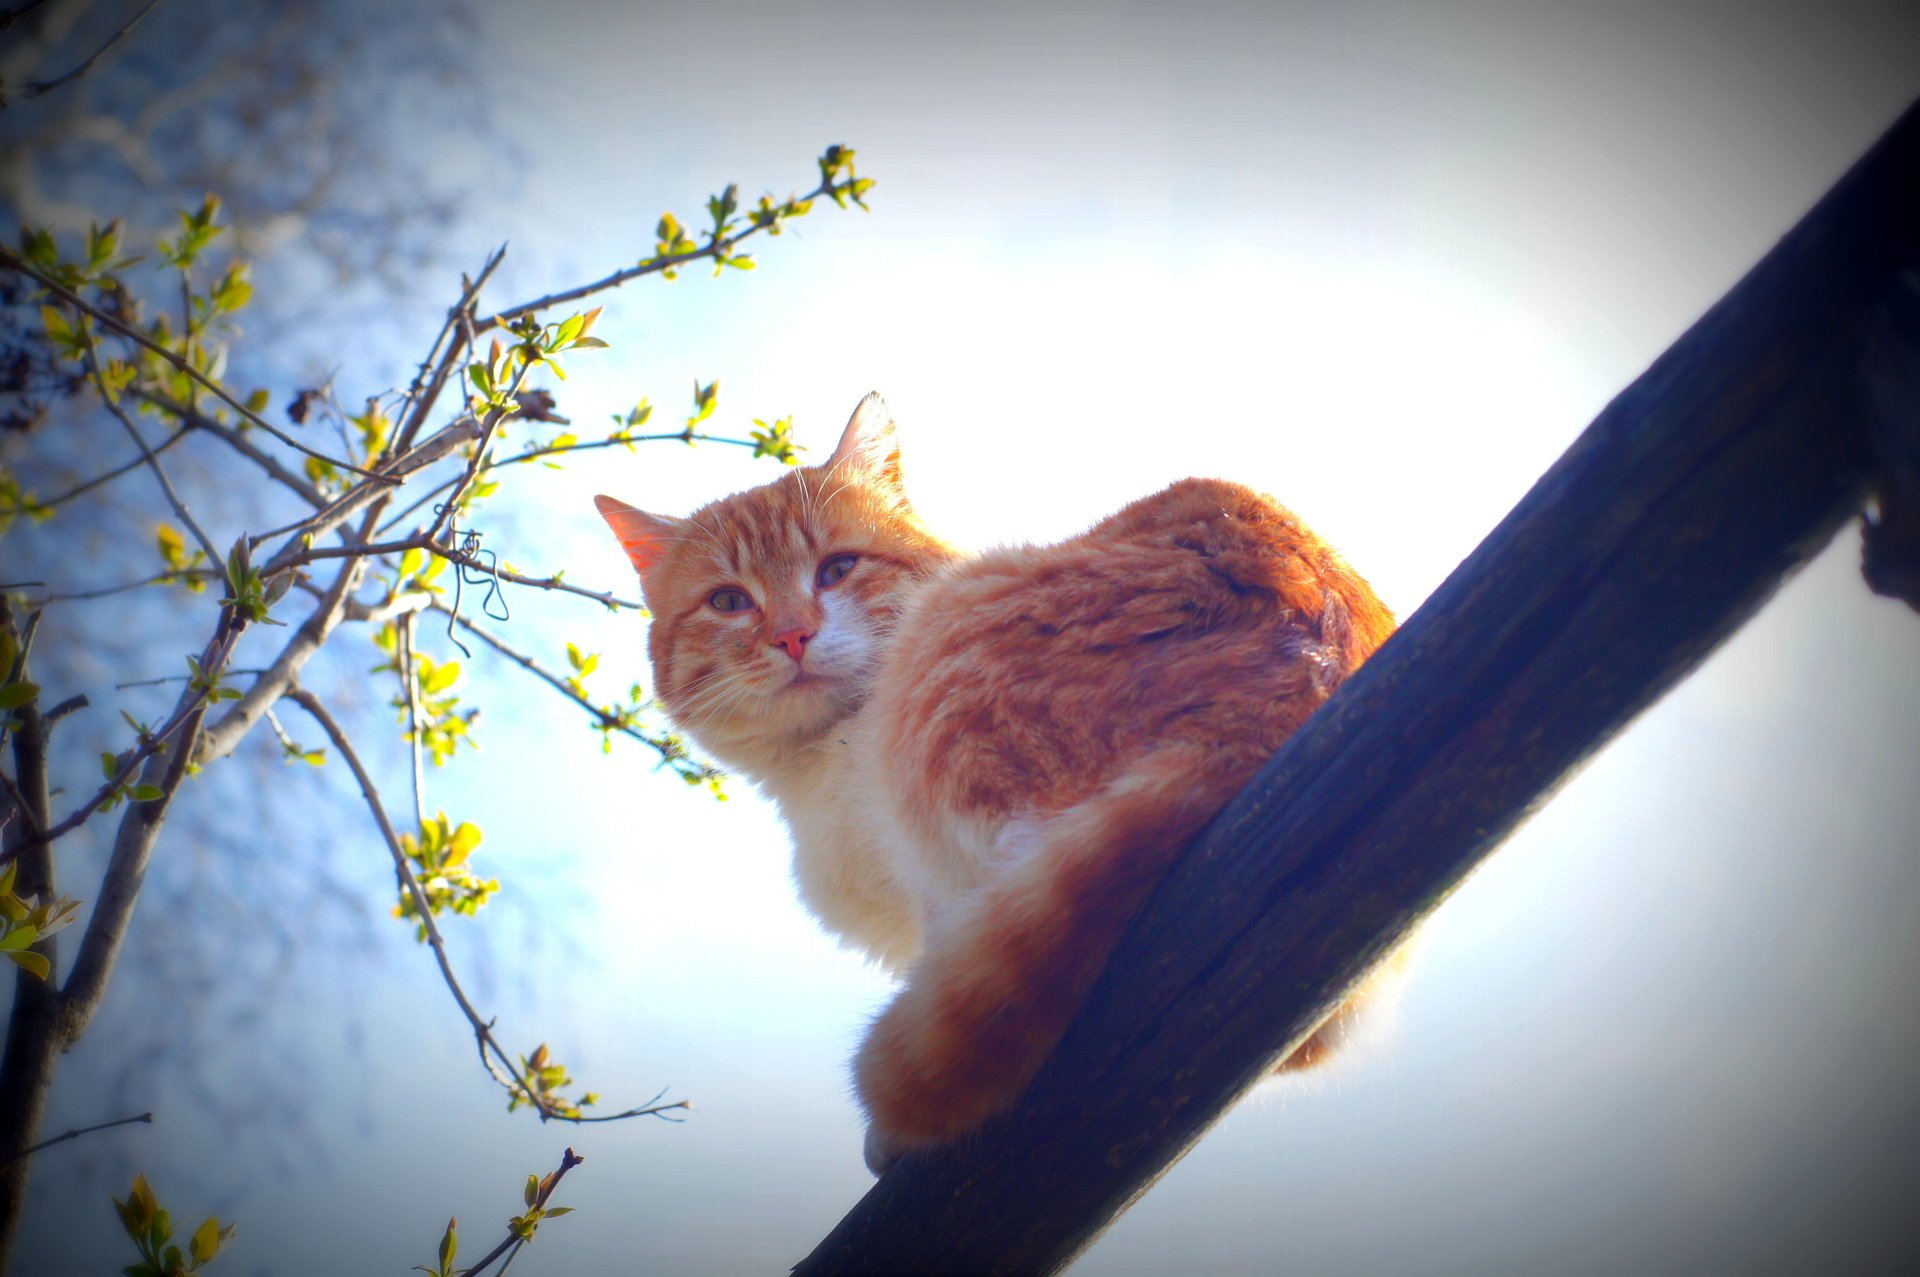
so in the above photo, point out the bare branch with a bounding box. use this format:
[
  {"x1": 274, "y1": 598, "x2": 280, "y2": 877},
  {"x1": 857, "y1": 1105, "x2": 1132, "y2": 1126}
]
[
  {"x1": 62, "y1": 604, "x2": 243, "y2": 1034},
  {"x1": 33, "y1": 423, "x2": 191, "y2": 510},
  {"x1": 0, "y1": 2, "x2": 55, "y2": 35},
  {"x1": 134, "y1": 391, "x2": 327, "y2": 508},
  {"x1": 29, "y1": 569, "x2": 213, "y2": 604},
  {"x1": 0, "y1": 1112, "x2": 151, "y2": 1171},
  {"x1": 19, "y1": 0, "x2": 166, "y2": 100}
]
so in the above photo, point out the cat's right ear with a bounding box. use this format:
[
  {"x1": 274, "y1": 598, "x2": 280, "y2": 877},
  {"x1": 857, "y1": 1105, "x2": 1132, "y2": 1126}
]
[
  {"x1": 828, "y1": 391, "x2": 904, "y2": 493},
  {"x1": 594, "y1": 494, "x2": 682, "y2": 575}
]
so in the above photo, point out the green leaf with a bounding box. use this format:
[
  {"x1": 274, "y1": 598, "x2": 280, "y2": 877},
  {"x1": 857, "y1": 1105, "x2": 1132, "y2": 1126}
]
[
  {"x1": 524, "y1": 1172, "x2": 539, "y2": 1207},
  {"x1": 438, "y1": 1218, "x2": 458, "y2": 1275},
  {"x1": 0, "y1": 682, "x2": 39, "y2": 710},
  {"x1": 5, "y1": 950, "x2": 49, "y2": 980},
  {"x1": 189, "y1": 1216, "x2": 222, "y2": 1265},
  {"x1": 130, "y1": 783, "x2": 165, "y2": 802}
]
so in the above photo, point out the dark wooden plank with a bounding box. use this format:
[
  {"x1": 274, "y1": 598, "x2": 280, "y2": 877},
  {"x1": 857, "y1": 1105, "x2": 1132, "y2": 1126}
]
[{"x1": 794, "y1": 97, "x2": 1920, "y2": 1276}]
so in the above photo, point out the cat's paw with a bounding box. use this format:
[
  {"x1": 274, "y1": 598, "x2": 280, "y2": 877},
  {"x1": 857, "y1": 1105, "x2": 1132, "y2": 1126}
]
[{"x1": 863, "y1": 1123, "x2": 906, "y2": 1176}]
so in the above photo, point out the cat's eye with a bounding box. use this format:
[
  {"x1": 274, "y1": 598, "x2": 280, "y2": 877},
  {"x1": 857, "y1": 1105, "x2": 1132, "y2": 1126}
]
[
  {"x1": 816, "y1": 553, "x2": 857, "y2": 588},
  {"x1": 708, "y1": 586, "x2": 754, "y2": 613}
]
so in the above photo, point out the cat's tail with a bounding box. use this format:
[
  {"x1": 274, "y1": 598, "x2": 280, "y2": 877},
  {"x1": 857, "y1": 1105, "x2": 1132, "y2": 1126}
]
[{"x1": 854, "y1": 741, "x2": 1259, "y2": 1171}]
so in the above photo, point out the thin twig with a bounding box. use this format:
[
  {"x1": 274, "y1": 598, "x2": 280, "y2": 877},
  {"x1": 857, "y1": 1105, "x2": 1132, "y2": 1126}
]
[
  {"x1": 460, "y1": 1148, "x2": 584, "y2": 1277},
  {"x1": 192, "y1": 555, "x2": 366, "y2": 767},
  {"x1": 282, "y1": 686, "x2": 547, "y2": 1109},
  {"x1": 134, "y1": 391, "x2": 328, "y2": 509},
  {"x1": 0, "y1": 2, "x2": 54, "y2": 34},
  {"x1": 28, "y1": 570, "x2": 213, "y2": 604},
  {"x1": 392, "y1": 245, "x2": 507, "y2": 456},
  {"x1": 398, "y1": 611, "x2": 427, "y2": 830},
  {"x1": 115, "y1": 667, "x2": 264, "y2": 690},
  {"x1": 0, "y1": 1112, "x2": 152, "y2": 1171},
  {"x1": 21, "y1": 0, "x2": 166, "y2": 98},
  {"x1": 254, "y1": 418, "x2": 481, "y2": 566},
  {"x1": 0, "y1": 246, "x2": 390, "y2": 481},
  {"x1": 34, "y1": 424, "x2": 192, "y2": 510},
  {"x1": 428, "y1": 602, "x2": 688, "y2": 769},
  {"x1": 421, "y1": 332, "x2": 547, "y2": 551},
  {"x1": 280, "y1": 534, "x2": 641, "y2": 610},
  {"x1": 479, "y1": 176, "x2": 841, "y2": 332},
  {"x1": 75, "y1": 320, "x2": 222, "y2": 572},
  {"x1": 373, "y1": 430, "x2": 767, "y2": 538},
  {"x1": 0, "y1": 623, "x2": 231, "y2": 865},
  {"x1": 283, "y1": 687, "x2": 692, "y2": 1126}
]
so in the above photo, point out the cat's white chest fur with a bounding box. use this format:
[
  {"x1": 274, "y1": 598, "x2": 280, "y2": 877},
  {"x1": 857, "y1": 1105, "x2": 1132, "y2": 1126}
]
[{"x1": 760, "y1": 737, "x2": 924, "y2": 972}]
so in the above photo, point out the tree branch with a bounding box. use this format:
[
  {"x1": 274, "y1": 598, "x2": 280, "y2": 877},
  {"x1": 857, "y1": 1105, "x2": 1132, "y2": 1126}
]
[
  {"x1": 428, "y1": 603, "x2": 688, "y2": 768},
  {"x1": 792, "y1": 95, "x2": 1920, "y2": 1277},
  {"x1": 391, "y1": 245, "x2": 507, "y2": 457},
  {"x1": 34, "y1": 423, "x2": 191, "y2": 510},
  {"x1": 0, "y1": 244, "x2": 391, "y2": 481},
  {"x1": 478, "y1": 175, "x2": 840, "y2": 332},
  {"x1": 62, "y1": 603, "x2": 243, "y2": 1040},
  {"x1": 372, "y1": 429, "x2": 771, "y2": 540},
  {"x1": 0, "y1": 611, "x2": 232, "y2": 868},
  {"x1": 253, "y1": 418, "x2": 482, "y2": 568},
  {"x1": 28, "y1": 569, "x2": 214, "y2": 605},
  {"x1": 134, "y1": 391, "x2": 327, "y2": 509},
  {"x1": 459, "y1": 1147, "x2": 584, "y2": 1277},
  {"x1": 286, "y1": 684, "x2": 693, "y2": 1127},
  {"x1": 20, "y1": 0, "x2": 166, "y2": 100},
  {"x1": 281, "y1": 687, "x2": 552, "y2": 1113},
  {"x1": 192, "y1": 556, "x2": 365, "y2": 767},
  {"x1": 78, "y1": 324, "x2": 222, "y2": 572},
  {"x1": 0, "y1": 1111, "x2": 150, "y2": 1171}
]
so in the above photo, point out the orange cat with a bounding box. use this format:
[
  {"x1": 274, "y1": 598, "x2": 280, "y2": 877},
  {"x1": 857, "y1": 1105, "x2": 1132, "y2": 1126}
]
[{"x1": 596, "y1": 393, "x2": 1396, "y2": 1173}]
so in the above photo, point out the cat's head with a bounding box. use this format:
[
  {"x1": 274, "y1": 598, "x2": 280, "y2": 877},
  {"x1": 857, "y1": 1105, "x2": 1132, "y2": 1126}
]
[{"x1": 595, "y1": 392, "x2": 956, "y2": 772}]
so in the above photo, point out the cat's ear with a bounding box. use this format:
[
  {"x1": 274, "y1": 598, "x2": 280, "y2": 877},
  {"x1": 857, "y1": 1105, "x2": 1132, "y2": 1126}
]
[
  {"x1": 827, "y1": 391, "x2": 904, "y2": 493},
  {"x1": 594, "y1": 494, "x2": 682, "y2": 575}
]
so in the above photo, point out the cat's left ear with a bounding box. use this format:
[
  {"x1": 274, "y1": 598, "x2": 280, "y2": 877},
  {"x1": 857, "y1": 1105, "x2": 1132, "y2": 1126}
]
[
  {"x1": 594, "y1": 494, "x2": 683, "y2": 576},
  {"x1": 827, "y1": 391, "x2": 904, "y2": 494}
]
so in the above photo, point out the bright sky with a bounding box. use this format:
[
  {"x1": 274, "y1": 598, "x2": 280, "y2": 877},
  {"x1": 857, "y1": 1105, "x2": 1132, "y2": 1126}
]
[{"x1": 15, "y1": 3, "x2": 1920, "y2": 1274}]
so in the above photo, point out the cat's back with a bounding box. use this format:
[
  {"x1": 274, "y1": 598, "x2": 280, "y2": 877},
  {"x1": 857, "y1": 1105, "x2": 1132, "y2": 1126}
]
[{"x1": 868, "y1": 477, "x2": 1393, "y2": 827}]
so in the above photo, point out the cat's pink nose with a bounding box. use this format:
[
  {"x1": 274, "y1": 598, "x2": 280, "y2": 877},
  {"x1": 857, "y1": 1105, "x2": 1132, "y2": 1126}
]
[{"x1": 771, "y1": 627, "x2": 814, "y2": 663}]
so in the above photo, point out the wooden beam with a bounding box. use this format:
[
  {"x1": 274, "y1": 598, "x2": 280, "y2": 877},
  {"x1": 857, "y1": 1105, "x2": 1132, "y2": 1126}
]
[{"x1": 794, "y1": 97, "x2": 1920, "y2": 1276}]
